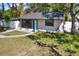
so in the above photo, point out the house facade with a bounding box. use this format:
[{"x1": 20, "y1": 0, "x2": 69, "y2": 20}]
[{"x1": 17, "y1": 12, "x2": 64, "y2": 32}]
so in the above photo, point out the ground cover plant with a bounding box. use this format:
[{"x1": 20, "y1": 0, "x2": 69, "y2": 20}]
[{"x1": 0, "y1": 31, "x2": 79, "y2": 56}]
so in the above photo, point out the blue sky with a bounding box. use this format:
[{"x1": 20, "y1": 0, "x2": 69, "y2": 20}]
[
  {"x1": 0, "y1": 3, "x2": 9, "y2": 10},
  {"x1": 0, "y1": 3, "x2": 30, "y2": 10}
]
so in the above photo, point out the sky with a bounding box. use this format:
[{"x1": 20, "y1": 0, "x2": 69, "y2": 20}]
[
  {"x1": 0, "y1": 3, "x2": 9, "y2": 10},
  {"x1": 0, "y1": 3, "x2": 30, "y2": 10}
]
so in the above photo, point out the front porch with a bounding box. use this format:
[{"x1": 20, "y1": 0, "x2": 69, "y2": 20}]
[{"x1": 19, "y1": 19, "x2": 38, "y2": 32}]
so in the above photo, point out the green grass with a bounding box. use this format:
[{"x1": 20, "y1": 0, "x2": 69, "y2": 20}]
[
  {"x1": 0, "y1": 36, "x2": 51, "y2": 56},
  {"x1": 33, "y1": 32, "x2": 79, "y2": 56},
  {"x1": 3, "y1": 30, "x2": 27, "y2": 36},
  {"x1": 0, "y1": 31, "x2": 79, "y2": 56}
]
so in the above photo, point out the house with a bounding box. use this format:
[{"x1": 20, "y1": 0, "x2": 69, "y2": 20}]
[
  {"x1": 17, "y1": 12, "x2": 64, "y2": 32},
  {"x1": 1, "y1": 12, "x2": 79, "y2": 33},
  {"x1": 0, "y1": 12, "x2": 65, "y2": 32}
]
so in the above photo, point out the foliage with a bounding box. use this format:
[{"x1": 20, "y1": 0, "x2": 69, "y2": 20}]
[
  {"x1": 4, "y1": 15, "x2": 10, "y2": 23},
  {"x1": 29, "y1": 3, "x2": 65, "y2": 12},
  {"x1": 0, "y1": 10, "x2": 3, "y2": 19},
  {"x1": 4, "y1": 9, "x2": 12, "y2": 18},
  {"x1": 0, "y1": 31, "x2": 79, "y2": 55},
  {"x1": 18, "y1": 3, "x2": 24, "y2": 16},
  {"x1": 73, "y1": 42, "x2": 79, "y2": 48},
  {"x1": 0, "y1": 26, "x2": 6, "y2": 32},
  {"x1": 32, "y1": 32, "x2": 79, "y2": 55},
  {"x1": 27, "y1": 35, "x2": 40, "y2": 40}
]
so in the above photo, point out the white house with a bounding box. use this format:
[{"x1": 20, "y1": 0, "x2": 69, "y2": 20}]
[{"x1": 17, "y1": 12, "x2": 64, "y2": 32}]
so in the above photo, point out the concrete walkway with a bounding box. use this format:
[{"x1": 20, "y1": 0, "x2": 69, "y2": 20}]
[
  {"x1": 0, "y1": 29, "x2": 34, "y2": 38},
  {"x1": 0, "y1": 32, "x2": 34, "y2": 38}
]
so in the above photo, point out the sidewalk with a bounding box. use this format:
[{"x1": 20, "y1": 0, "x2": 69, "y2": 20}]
[{"x1": 0, "y1": 32, "x2": 34, "y2": 38}]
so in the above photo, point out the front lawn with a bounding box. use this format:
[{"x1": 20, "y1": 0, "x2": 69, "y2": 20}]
[
  {"x1": 0, "y1": 36, "x2": 51, "y2": 56},
  {"x1": 0, "y1": 31, "x2": 79, "y2": 56}
]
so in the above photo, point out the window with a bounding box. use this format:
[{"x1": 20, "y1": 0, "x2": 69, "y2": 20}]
[
  {"x1": 21, "y1": 20, "x2": 32, "y2": 28},
  {"x1": 45, "y1": 20, "x2": 54, "y2": 26}
]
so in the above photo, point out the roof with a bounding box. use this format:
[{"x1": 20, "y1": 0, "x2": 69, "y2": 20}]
[{"x1": 19, "y1": 12, "x2": 64, "y2": 20}]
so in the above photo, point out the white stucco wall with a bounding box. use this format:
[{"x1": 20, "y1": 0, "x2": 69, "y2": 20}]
[
  {"x1": 0, "y1": 20, "x2": 20, "y2": 29},
  {"x1": 64, "y1": 21, "x2": 79, "y2": 32},
  {"x1": 38, "y1": 19, "x2": 62, "y2": 32},
  {"x1": 9, "y1": 20, "x2": 20, "y2": 29},
  {"x1": 0, "y1": 20, "x2": 9, "y2": 27}
]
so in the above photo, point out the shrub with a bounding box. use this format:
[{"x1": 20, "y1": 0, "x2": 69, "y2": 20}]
[
  {"x1": 62, "y1": 44, "x2": 76, "y2": 54},
  {"x1": 73, "y1": 33, "x2": 79, "y2": 41},
  {"x1": 27, "y1": 35, "x2": 40, "y2": 40},
  {"x1": 0, "y1": 26, "x2": 6, "y2": 32},
  {"x1": 73, "y1": 42, "x2": 79, "y2": 48},
  {"x1": 52, "y1": 33, "x2": 73, "y2": 44}
]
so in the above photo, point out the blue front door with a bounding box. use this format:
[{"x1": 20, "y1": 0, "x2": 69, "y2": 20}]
[{"x1": 32, "y1": 20, "x2": 38, "y2": 32}]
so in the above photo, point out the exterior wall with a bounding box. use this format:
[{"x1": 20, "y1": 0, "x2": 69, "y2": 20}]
[
  {"x1": 9, "y1": 20, "x2": 20, "y2": 29},
  {"x1": 0, "y1": 20, "x2": 20, "y2": 29},
  {"x1": 0, "y1": 20, "x2": 9, "y2": 27},
  {"x1": 38, "y1": 19, "x2": 62, "y2": 32},
  {"x1": 64, "y1": 21, "x2": 79, "y2": 32}
]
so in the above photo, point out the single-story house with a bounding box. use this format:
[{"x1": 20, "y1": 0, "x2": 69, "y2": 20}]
[{"x1": 18, "y1": 12, "x2": 64, "y2": 32}]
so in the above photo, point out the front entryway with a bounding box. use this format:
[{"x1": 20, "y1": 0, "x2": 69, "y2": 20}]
[
  {"x1": 20, "y1": 20, "x2": 33, "y2": 32},
  {"x1": 21, "y1": 20, "x2": 32, "y2": 28},
  {"x1": 20, "y1": 19, "x2": 38, "y2": 32}
]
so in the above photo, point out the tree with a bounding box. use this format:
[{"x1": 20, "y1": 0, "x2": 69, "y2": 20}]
[
  {"x1": 0, "y1": 3, "x2": 5, "y2": 19},
  {"x1": 18, "y1": 3, "x2": 24, "y2": 17},
  {"x1": 7, "y1": 3, "x2": 24, "y2": 18},
  {"x1": 2, "y1": 3, "x2": 5, "y2": 13},
  {"x1": 70, "y1": 3, "x2": 75, "y2": 34}
]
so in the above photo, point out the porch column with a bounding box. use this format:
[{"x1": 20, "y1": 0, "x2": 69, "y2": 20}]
[
  {"x1": 32, "y1": 20, "x2": 38, "y2": 32},
  {"x1": 19, "y1": 19, "x2": 22, "y2": 30}
]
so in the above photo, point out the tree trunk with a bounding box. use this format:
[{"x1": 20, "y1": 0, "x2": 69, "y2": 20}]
[
  {"x1": 2, "y1": 3, "x2": 5, "y2": 26},
  {"x1": 70, "y1": 3, "x2": 75, "y2": 34},
  {"x1": 71, "y1": 11, "x2": 75, "y2": 34},
  {"x1": 2, "y1": 3, "x2": 5, "y2": 13}
]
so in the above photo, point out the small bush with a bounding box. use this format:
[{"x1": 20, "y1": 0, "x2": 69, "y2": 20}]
[
  {"x1": 63, "y1": 44, "x2": 76, "y2": 54},
  {"x1": 73, "y1": 33, "x2": 79, "y2": 41},
  {"x1": 56, "y1": 33, "x2": 74, "y2": 44},
  {"x1": 0, "y1": 26, "x2": 6, "y2": 32},
  {"x1": 27, "y1": 35, "x2": 40, "y2": 40},
  {"x1": 73, "y1": 42, "x2": 79, "y2": 48}
]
